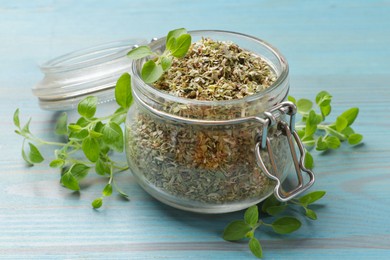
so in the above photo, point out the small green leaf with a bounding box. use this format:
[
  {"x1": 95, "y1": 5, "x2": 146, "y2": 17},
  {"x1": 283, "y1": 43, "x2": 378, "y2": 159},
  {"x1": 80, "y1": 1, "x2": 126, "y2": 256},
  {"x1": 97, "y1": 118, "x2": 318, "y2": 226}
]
[
  {"x1": 141, "y1": 60, "x2": 164, "y2": 83},
  {"x1": 115, "y1": 73, "x2": 133, "y2": 109},
  {"x1": 299, "y1": 191, "x2": 326, "y2": 206},
  {"x1": 336, "y1": 116, "x2": 348, "y2": 132},
  {"x1": 68, "y1": 124, "x2": 83, "y2": 132},
  {"x1": 127, "y1": 46, "x2": 154, "y2": 60},
  {"x1": 244, "y1": 205, "x2": 258, "y2": 226},
  {"x1": 161, "y1": 56, "x2": 173, "y2": 71},
  {"x1": 305, "y1": 208, "x2": 317, "y2": 220},
  {"x1": 325, "y1": 136, "x2": 341, "y2": 149},
  {"x1": 102, "y1": 122, "x2": 124, "y2": 152},
  {"x1": 82, "y1": 137, "x2": 100, "y2": 162},
  {"x1": 89, "y1": 130, "x2": 103, "y2": 138},
  {"x1": 304, "y1": 150, "x2": 314, "y2": 170},
  {"x1": 49, "y1": 159, "x2": 65, "y2": 168},
  {"x1": 102, "y1": 184, "x2": 113, "y2": 197},
  {"x1": 223, "y1": 220, "x2": 252, "y2": 241},
  {"x1": 28, "y1": 143, "x2": 44, "y2": 163},
  {"x1": 95, "y1": 158, "x2": 109, "y2": 175},
  {"x1": 76, "y1": 117, "x2": 89, "y2": 127},
  {"x1": 13, "y1": 109, "x2": 20, "y2": 128},
  {"x1": 342, "y1": 126, "x2": 355, "y2": 137},
  {"x1": 170, "y1": 34, "x2": 192, "y2": 58},
  {"x1": 348, "y1": 133, "x2": 363, "y2": 145},
  {"x1": 340, "y1": 108, "x2": 359, "y2": 126},
  {"x1": 69, "y1": 129, "x2": 89, "y2": 140},
  {"x1": 92, "y1": 197, "x2": 103, "y2": 209},
  {"x1": 316, "y1": 91, "x2": 332, "y2": 106},
  {"x1": 316, "y1": 136, "x2": 328, "y2": 151},
  {"x1": 287, "y1": 96, "x2": 296, "y2": 104},
  {"x1": 305, "y1": 110, "x2": 318, "y2": 137},
  {"x1": 166, "y1": 28, "x2": 187, "y2": 50},
  {"x1": 266, "y1": 205, "x2": 287, "y2": 216},
  {"x1": 78, "y1": 96, "x2": 98, "y2": 118},
  {"x1": 320, "y1": 104, "x2": 331, "y2": 117},
  {"x1": 297, "y1": 99, "x2": 313, "y2": 113},
  {"x1": 249, "y1": 238, "x2": 263, "y2": 259},
  {"x1": 61, "y1": 171, "x2": 80, "y2": 191},
  {"x1": 272, "y1": 217, "x2": 301, "y2": 234},
  {"x1": 262, "y1": 195, "x2": 281, "y2": 213},
  {"x1": 22, "y1": 118, "x2": 31, "y2": 134},
  {"x1": 70, "y1": 163, "x2": 90, "y2": 181},
  {"x1": 55, "y1": 112, "x2": 68, "y2": 135}
]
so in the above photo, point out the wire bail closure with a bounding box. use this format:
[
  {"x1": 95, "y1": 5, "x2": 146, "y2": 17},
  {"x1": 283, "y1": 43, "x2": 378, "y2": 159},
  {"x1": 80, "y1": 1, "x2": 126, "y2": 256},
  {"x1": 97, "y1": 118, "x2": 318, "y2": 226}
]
[{"x1": 255, "y1": 101, "x2": 315, "y2": 202}]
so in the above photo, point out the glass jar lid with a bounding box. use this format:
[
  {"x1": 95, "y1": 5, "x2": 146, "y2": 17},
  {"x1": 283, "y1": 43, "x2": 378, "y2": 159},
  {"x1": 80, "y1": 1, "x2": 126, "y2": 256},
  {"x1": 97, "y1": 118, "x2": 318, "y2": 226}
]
[{"x1": 33, "y1": 38, "x2": 148, "y2": 110}]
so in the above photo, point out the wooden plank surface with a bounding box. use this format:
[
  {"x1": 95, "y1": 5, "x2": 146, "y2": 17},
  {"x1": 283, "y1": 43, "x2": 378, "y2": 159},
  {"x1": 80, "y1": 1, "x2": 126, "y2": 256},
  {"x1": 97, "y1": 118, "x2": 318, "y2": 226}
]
[{"x1": 1, "y1": 0, "x2": 390, "y2": 259}]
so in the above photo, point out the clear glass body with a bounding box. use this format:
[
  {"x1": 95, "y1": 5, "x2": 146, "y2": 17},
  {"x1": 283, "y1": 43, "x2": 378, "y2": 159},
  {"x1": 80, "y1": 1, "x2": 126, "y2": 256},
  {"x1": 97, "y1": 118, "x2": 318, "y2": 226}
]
[{"x1": 125, "y1": 30, "x2": 291, "y2": 213}]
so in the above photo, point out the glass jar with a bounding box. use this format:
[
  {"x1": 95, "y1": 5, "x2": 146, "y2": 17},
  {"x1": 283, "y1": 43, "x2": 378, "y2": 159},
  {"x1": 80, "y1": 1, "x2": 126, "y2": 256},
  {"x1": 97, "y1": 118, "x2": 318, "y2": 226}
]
[{"x1": 125, "y1": 30, "x2": 314, "y2": 213}]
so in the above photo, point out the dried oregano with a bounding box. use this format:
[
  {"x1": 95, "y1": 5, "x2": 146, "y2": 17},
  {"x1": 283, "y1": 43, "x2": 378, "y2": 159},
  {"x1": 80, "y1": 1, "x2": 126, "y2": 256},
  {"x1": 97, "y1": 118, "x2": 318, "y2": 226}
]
[{"x1": 153, "y1": 38, "x2": 276, "y2": 100}]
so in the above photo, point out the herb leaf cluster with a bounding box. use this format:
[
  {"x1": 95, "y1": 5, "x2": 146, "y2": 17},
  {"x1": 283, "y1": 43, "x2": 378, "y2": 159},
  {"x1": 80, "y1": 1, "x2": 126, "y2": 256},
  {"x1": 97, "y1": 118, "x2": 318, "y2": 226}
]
[
  {"x1": 14, "y1": 73, "x2": 133, "y2": 208},
  {"x1": 288, "y1": 91, "x2": 363, "y2": 169},
  {"x1": 223, "y1": 190, "x2": 326, "y2": 258},
  {"x1": 127, "y1": 28, "x2": 192, "y2": 83}
]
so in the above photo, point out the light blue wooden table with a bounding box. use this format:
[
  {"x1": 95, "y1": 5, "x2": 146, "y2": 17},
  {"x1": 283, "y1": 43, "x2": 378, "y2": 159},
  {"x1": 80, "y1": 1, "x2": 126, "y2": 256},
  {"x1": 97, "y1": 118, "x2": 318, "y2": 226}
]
[{"x1": 1, "y1": 0, "x2": 390, "y2": 259}]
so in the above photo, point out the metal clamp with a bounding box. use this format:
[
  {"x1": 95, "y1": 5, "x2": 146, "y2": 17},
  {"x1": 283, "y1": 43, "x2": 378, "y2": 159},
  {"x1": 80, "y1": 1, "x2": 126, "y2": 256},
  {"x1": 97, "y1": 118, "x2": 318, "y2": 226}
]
[{"x1": 255, "y1": 101, "x2": 315, "y2": 202}]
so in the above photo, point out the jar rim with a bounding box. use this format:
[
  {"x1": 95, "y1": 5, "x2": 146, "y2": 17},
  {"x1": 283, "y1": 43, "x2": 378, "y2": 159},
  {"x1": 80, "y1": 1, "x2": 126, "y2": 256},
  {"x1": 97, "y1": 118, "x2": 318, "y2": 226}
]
[{"x1": 131, "y1": 30, "x2": 289, "y2": 106}]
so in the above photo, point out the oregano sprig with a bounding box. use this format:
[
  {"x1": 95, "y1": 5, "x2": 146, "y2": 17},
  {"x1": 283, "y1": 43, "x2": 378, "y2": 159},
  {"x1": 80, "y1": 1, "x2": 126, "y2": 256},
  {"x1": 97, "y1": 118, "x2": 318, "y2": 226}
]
[
  {"x1": 223, "y1": 190, "x2": 325, "y2": 259},
  {"x1": 127, "y1": 28, "x2": 192, "y2": 83},
  {"x1": 288, "y1": 91, "x2": 363, "y2": 169},
  {"x1": 14, "y1": 72, "x2": 134, "y2": 209}
]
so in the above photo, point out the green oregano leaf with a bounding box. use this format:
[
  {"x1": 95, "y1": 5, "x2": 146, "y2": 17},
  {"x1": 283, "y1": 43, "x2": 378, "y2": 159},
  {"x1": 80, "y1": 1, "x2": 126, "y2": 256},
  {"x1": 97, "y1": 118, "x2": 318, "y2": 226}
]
[
  {"x1": 70, "y1": 163, "x2": 90, "y2": 181},
  {"x1": 316, "y1": 136, "x2": 328, "y2": 151},
  {"x1": 166, "y1": 28, "x2": 187, "y2": 50},
  {"x1": 92, "y1": 197, "x2": 103, "y2": 209},
  {"x1": 348, "y1": 133, "x2": 363, "y2": 145},
  {"x1": 78, "y1": 96, "x2": 97, "y2": 118},
  {"x1": 297, "y1": 99, "x2": 313, "y2": 113},
  {"x1": 266, "y1": 205, "x2": 287, "y2": 216},
  {"x1": 22, "y1": 118, "x2": 32, "y2": 134},
  {"x1": 115, "y1": 73, "x2": 133, "y2": 109},
  {"x1": 102, "y1": 122, "x2": 123, "y2": 152},
  {"x1": 249, "y1": 237, "x2": 263, "y2": 259},
  {"x1": 102, "y1": 184, "x2": 113, "y2": 197},
  {"x1": 223, "y1": 220, "x2": 252, "y2": 241},
  {"x1": 340, "y1": 107, "x2": 359, "y2": 126},
  {"x1": 170, "y1": 34, "x2": 192, "y2": 58},
  {"x1": 244, "y1": 205, "x2": 258, "y2": 226},
  {"x1": 60, "y1": 170, "x2": 80, "y2": 191},
  {"x1": 82, "y1": 136, "x2": 100, "y2": 162},
  {"x1": 271, "y1": 217, "x2": 301, "y2": 234},
  {"x1": 49, "y1": 159, "x2": 65, "y2": 168},
  {"x1": 161, "y1": 56, "x2": 173, "y2": 71},
  {"x1": 141, "y1": 60, "x2": 164, "y2": 84},
  {"x1": 336, "y1": 116, "x2": 348, "y2": 132},
  {"x1": 304, "y1": 150, "x2": 314, "y2": 169},
  {"x1": 95, "y1": 158, "x2": 109, "y2": 176},
  {"x1": 305, "y1": 208, "x2": 317, "y2": 220},
  {"x1": 261, "y1": 195, "x2": 281, "y2": 213},
  {"x1": 127, "y1": 46, "x2": 154, "y2": 60},
  {"x1": 28, "y1": 143, "x2": 44, "y2": 163},
  {"x1": 299, "y1": 191, "x2": 326, "y2": 206},
  {"x1": 325, "y1": 136, "x2": 341, "y2": 149},
  {"x1": 55, "y1": 112, "x2": 68, "y2": 135},
  {"x1": 13, "y1": 108, "x2": 20, "y2": 129}
]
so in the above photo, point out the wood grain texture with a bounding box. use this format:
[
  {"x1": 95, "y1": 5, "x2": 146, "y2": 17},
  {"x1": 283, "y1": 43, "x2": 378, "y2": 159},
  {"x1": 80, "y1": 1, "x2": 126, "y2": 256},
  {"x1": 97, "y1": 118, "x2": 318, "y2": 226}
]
[{"x1": 1, "y1": 0, "x2": 390, "y2": 259}]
